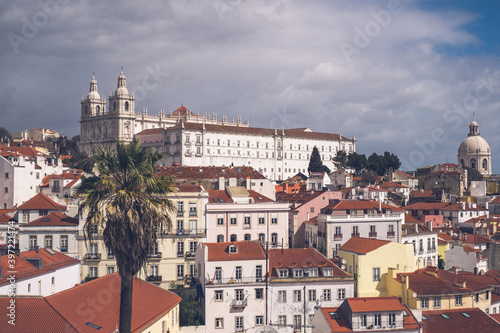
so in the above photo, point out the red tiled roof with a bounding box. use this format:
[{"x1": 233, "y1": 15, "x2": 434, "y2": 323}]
[
  {"x1": 23, "y1": 212, "x2": 78, "y2": 227},
  {"x1": 421, "y1": 308, "x2": 500, "y2": 333},
  {"x1": 490, "y1": 197, "x2": 500, "y2": 204},
  {"x1": 378, "y1": 181, "x2": 408, "y2": 189},
  {"x1": 0, "y1": 249, "x2": 79, "y2": 286},
  {"x1": 44, "y1": 273, "x2": 181, "y2": 333},
  {"x1": 155, "y1": 165, "x2": 266, "y2": 180},
  {"x1": 276, "y1": 190, "x2": 324, "y2": 206},
  {"x1": 268, "y1": 248, "x2": 349, "y2": 278},
  {"x1": 205, "y1": 241, "x2": 266, "y2": 261},
  {"x1": 396, "y1": 170, "x2": 417, "y2": 179},
  {"x1": 319, "y1": 307, "x2": 352, "y2": 332},
  {"x1": 174, "y1": 185, "x2": 204, "y2": 193},
  {"x1": 339, "y1": 237, "x2": 391, "y2": 254},
  {"x1": 405, "y1": 202, "x2": 450, "y2": 210},
  {"x1": 208, "y1": 189, "x2": 274, "y2": 203},
  {"x1": 0, "y1": 297, "x2": 78, "y2": 332},
  {"x1": 346, "y1": 296, "x2": 404, "y2": 312},
  {"x1": 404, "y1": 214, "x2": 422, "y2": 224},
  {"x1": 17, "y1": 193, "x2": 66, "y2": 210},
  {"x1": 323, "y1": 199, "x2": 405, "y2": 213},
  {"x1": 305, "y1": 215, "x2": 318, "y2": 225},
  {"x1": 410, "y1": 189, "x2": 434, "y2": 198},
  {"x1": 462, "y1": 233, "x2": 492, "y2": 244},
  {"x1": 0, "y1": 212, "x2": 16, "y2": 224}
]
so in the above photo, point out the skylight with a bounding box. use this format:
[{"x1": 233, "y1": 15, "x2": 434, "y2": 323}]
[
  {"x1": 421, "y1": 315, "x2": 428, "y2": 321},
  {"x1": 461, "y1": 312, "x2": 471, "y2": 318},
  {"x1": 329, "y1": 312, "x2": 340, "y2": 319},
  {"x1": 440, "y1": 314, "x2": 451, "y2": 319},
  {"x1": 85, "y1": 322, "x2": 102, "y2": 330}
]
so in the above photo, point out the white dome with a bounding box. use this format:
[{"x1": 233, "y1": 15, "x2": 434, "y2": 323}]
[
  {"x1": 116, "y1": 86, "x2": 129, "y2": 95},
  {"x1": 87, "y1": 90, "x2": 101, "y2": 99},
  {"x1": 458, "y1": 135, "x2": 490, "y2": 154}
]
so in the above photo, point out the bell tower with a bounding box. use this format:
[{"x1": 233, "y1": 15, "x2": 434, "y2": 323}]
[
  {"x1": 79, "y1": 74, "x2": 107, "y2": 155},
  {"x1": 108, "y1": 68, "x2": 136, "y2": 144}
]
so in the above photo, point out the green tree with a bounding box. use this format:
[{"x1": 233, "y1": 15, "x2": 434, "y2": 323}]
[
  {"x1": 77, "y1": 141, "x2": 175, "y2": 333},
  {"x1": 438, "y1": 255, "x2": 445, "y2": 270},
  {"x1": 308, "y1": 146, "x2": 330, "y2": 174},
  {"x1": 332, "y1": 151, "x2": 348, "y2": 171},
  {"x1": 383, "y1": 151, "x2": 401, "y2": 171},
  {"x1": 347, "y1": 152, "x2": 367, "y2": 175},
  {"x1": 367, "y1": 153, "x2": 386, "y2": 176}
]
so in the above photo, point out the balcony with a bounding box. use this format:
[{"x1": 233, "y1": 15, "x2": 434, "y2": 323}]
[
  {"x1": 369, "y1": 232, "x2": 377, "y2": 238},
  {"x1": 334, "y1": 233, "x2": 343, "y2": 240},
  {"x1": 351, "y1": 233, "x2": 360, "y2": 238},
  {"x1": 232, "y1": 298, "x2": 248, "y2": 308},
  {"x1": 207, "y1": 275, "x2": 266, "y2": 285},
  {"x1": 147, "y1": 252, "x2": 162, "y2": 260},
  {"x1": 244, "y1": 223, "x2": 251, "y2": 229},
  {"x1": 387, "y1": 231, "x2": 395, "y2": 238},
  {"x1": 107, "y1": 254, "x2": 115, "y2": 259},
  {"x1": 177, "y1": 251, "x2": 184, "y2": 258},
  {"x1": 185, "y1": 252, "x2": 195, "y2": 259},
  {"x1": 163, "y1": 228, "x2": 207, "y2": 237},
  {"x1": 185, "y1": 152, "x2": 192, "y2": 157},
  {"x1": 189, "y1": 209, "x2": 197, "y2": 217},
  {"x1": 51, "y1": 186, "x2": 60, "y2": 193},
  {"x1": 84, "y1": 253, "x2": 101, "y2": 261},
  {"x1": 60, "y1": 247, "x2": 68, "y2": 253},
  {"x1": 85, "y1": 276, "x2": 98, "y2": 282},
  {"x1": 146, "y1": 275, "x2": 162, "y2": 282},
  {"x1": 177, "y1": 210, "x2": 184, "y2": 217}
]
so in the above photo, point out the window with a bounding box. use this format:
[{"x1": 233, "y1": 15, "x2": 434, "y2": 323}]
[
  {"x1": 150, "y1": 265, "x2": 158, "y2": 276},
  {"x1": 278, "y1": 315, "x2": 286, "y2": 327},
  {"x1": 39, "y1": 209, "x2": 48, "y2": 216},
  {"x1": 338, "y1": 288, "x2": 345, "y2": 300},
  {"x1": 271, "y1": 214, "x2": 277, "y2": 224},
  {"x1": 271, "y1": 233, "x2": 278, "y2": 245},
  {"x1": 421, "y1": 298, "x2": 429, "y2": 309},
  {"x1": 235, "y1": 266, "x2": 242, "y2": 282},
  {"x1": 455, "y1": 295, "x2": 462, "y2": 306},
  {"x1": 279, "y1": 269, "x2": 288, "y2": 278},
  {"x1": 215, "y1": 267, "x2": 222, "y2": 281},
  {"x1": 29, "y1": 236, "x2": 37, "y2": 250},
  {"x1": 217, "y1": 235, "x2": 224, "y2": 242},
  {"x1": 215, "y1": 290, "x2": 223, "y2": 301},
  {"x1": 4, "y1": 187, "x2": 8, "y2": 193},
  {"x1": 294, "y1": 269, "x2": 303, "y2": 278},
  {"x1": 230, "y1": 234, "x2": 237, "y2": 242},
  {"x1": 475, "y1": 293, "x2": 479, "y2": 302},
  {"x1": 89, "y1": 267, "x2": 98, "y2": 278},
  {"x1": 434, "y1": 297, "x2": 441, "y2": 308},
  {"x1": 189, "y1": 241, "x2": 197, "y2": 253},
  {"x1": 60, "y1": 235, "x2": 68, "y2": 252},
  {"x1": 244, "y1": 215, "x2": 250, "y2": 227},
  {"x1": 293, "y1": 290, "x2": 302, "y2": 302},
  {"x1": 373, "y1": 267, "x2": 381, "y2": 281},
  {"x1": 323, "y1": 289, "x2": 331, "y2": 301},
  {"x1": 309, "y1": 289, "x2": 316, "y2": 302},
  {"x1": 236, "y1": 316, "x2": 244, "y2": 332},
  {"x1": 217, "y1": 215, "x2": 224, "y2": 226},
  {"x1": 389, "y1": 313, "x2": 396, "y2": 326},
  {"x1": 177, "y1": 242, "x2": 184, "y2": 257},
  {"x1": 258, "y1": 216, "x2": 265, "y2": 224},
  {"x1": 177, "y1": 202, "x2": 184, "y2": 215},
  {"x1": 256, "y1": 265, "x2": 262, "y2": 282},
  {"x1": 259, "y1": 233, "x2": 265, "y2": 242},
  {"x1": 230, "y1": 216, "x2": 237, "y2": 225},
  {"x1": 107, "y1": 266, "x2": 114, "y2": 274},
  {"x1": 256, "y1": 315, "x2": 263, "y2": 326},
  {"x1": 278, "y1": 290, "x2": 286, "y2": 302},
  {"x1": 293, "y1": 315, "x2": 301, "y2": 330},
  {"x1": 4, "y1": 172, "x2": 9, "y2": 179},
  {"x1": 215, "y1": 318, "x2": 223, "y2": 329},
  {"x1": 244, "y1": 234, "x2": 251, "y2": 241},
  {"x1": 374, "y1": 314, "x2": 381, "y2": 328},
  {"x1": 360, "y1": 314, "x2": 367, "y2": 328},
  {"x1": 486, "y1": 291, "x2": 490, "y2": 300},
  {"x1": 177, "y1": 265, "x2": 184, "y2": 279},
  {"x1": 352, "y1": 225, "x2": 359, "y2": 235},
  {"x1": 45, "y1": 235, "x2": 53, "y2": 249},
  {"x1": 256, "y1": 288, "x2": 263, "y2": 299},
  {"x1": 189, "y1": 202, "x2": 197, "y2": 216}
]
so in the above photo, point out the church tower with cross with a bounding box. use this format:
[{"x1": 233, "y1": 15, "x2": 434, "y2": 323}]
[{"x1": 458, "y1": 114, "x2": 492, "y2": 176}]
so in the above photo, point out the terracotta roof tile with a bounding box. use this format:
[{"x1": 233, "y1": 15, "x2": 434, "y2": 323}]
[
  {"x1": 421, "y1": 308, "x2": 500, "y2": 333},
  {"x1": 155, "y1": 165, "x2": 266, "y2": 180},
  {"x1": 323, "y1": 200, "x2": 404, "y2": 213},
  {"x1": 45, "y1": 273, "x2": 181, "y2": 333},
  {"x1": 404, "y1": 214, "x2": 422, "y2": 224},
  {"x1": 205, "y1": 241, "x2": 266, "y2": 261},
  {"x1": 0, "y1": 297, "x2": 78, "y2": 332},
  {"x1": 22, "y1": 212, "x2": 78, "y2": 227},
  {"x1": 339, "y1": 237, "x2": 391, "y2": 254},
  {"x1": 0, "y1": 212, "x2": 16, "y2": 224},
  {"x1": 410, "y1": 189, "x2": 435, "y2": 198},
  {"x1": 17, "y1": 193, "x2": 66, "y2": 211},
  {"x1": 346, "y1": 296, "x2": 404, "y2": 312},
  {"x1": 319, "y1": 307, "x2": 352, "y2": 332}
]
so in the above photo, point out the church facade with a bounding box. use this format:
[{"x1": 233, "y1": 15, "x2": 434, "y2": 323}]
[
  {"x1": 458, "y1": 117, "x2": 492, "y2": 176},
  {"x1": 79, "y1": 71, "x2": 356, "y2": 180}
]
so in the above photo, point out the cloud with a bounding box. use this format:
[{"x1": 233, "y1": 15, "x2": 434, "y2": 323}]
[{"x1": 1, "y1": 0, "x2": 499, "y2": 171}]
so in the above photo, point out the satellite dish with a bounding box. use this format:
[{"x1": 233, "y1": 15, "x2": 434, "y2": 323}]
[
  {"x1": 413, "y1": 292, "x2": 417, "y2": 298},
  {"x1": 303, "y1": 268, "x2": 309, "y2": 274},
  {"x1": 341, "y1": 258, "x2": 347, "y2": 264},
  {"x1": 341, "y1": 265, "x2": 346, "y2": 270}
]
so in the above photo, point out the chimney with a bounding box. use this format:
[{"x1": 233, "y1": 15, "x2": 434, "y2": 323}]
[
  {"x1": 461, "y1": 202, "x2": 465, "y2": 210},
  {"x1": 219, "y1": 177, "x2": 225, "y2": 191},
  {"x1": 468, "y1": 202, "x2": 472, "y2": 209},
  {"x1": 246, "y1": 177, "x2": 251, "y2": 190},
  {"x1": 427, "y1": 221, "x2": 433, "y2": 231},
  {"x1": 485, "y1": 202, "x2": 489, "y2": 210},
  {"x1": 307, "y1": 212, "x2": 310, "y2": 221}
]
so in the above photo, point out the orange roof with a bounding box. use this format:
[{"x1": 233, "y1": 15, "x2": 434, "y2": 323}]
[
  {"x1": 319, "y1": 307, "x2": 352, "y2": 332},
  {"x1": 323, "y1": 199, "x2": 404, "y2": 213},
  {"x1": 208, "y1": 189, "x2": 274, "y2": 203},
  {"x1": 205, "y1": 241, "x2": 266, "y2": 261},
  {"x1": 268, "y1": 248, "x2": 349, "y2": 278},
  {"x1": 17, "y1": 193, "x2": 66, "y2": 211},
  {"x1": 0, "y1": 212, "x2": 16, "y2": 224},
  {"x1": 405, "y1": 214, "x2": 422, "y2": 224},
  {"x1": 410, "y1": 189, "x2": 434, "y2": 198},
  {"x1": 23, "y1": 212, "x2": 78, "y2": 227},
  {"x1": 396, "y1": 170, "x2": 417, "y2": 179},
  {"x1": 346, "y1": 296, "x2": 404, "y2": 312},
  {"x1": 339, "y1": 237, "x2": 391, "y2": 254},
  {"x1": 155, "y1": 165, "x2": 267, "y2": 180},
  {"x1": 0, "y1": 249, "x2": 79, "y2": 286},
  {"x1": 45, "y1": 273, "x2": 181, "y2": 332},
  {"x1": 422, "y1": 308, "x2": 500, "y2": 333},
  {"x1": 0, "y1": 297, "x2": 77, "y2": 332}
]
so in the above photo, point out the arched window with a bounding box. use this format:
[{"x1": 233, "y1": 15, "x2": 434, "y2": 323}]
[
  {"x1": 483, "y1": 159, "x2": 488, "y2": 170},
  {"x1": 125, "y1": 101, "x2": 129, "y2": 111},
  {"x1": 258, "y1": 233, "x2": 265, "y2": 242},
  {"x1": 96, "y1": 105, "x2": 100, "y2": 114},
  {"x1": 460, "y1": 159, "x2": 464, "y2": 168},
  {"x1": 271, "y1": 233, "x2": 278, "y2": 245},
  {"x1": 230, "y1": 234, "x2": 237, "y2": 242},
  {"x1": 85, "y1": 105, "x2": 88, "y2": 115},
  {"x1": 471, "y1": 159, "x2": 476, "y2": 169},
  {"x1": 113, "y1": 101, "x2": 116, "y2": 111},
  {"x1": 244, "y1": 234, "x2": 251, "y2": 241},
  {"x1": 217, "y1": 235, "x2": 224, "y2": 243}
]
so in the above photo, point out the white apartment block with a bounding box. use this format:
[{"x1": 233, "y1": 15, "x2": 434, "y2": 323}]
[
  {"x1": 206, "y1": 186, "x2": 289, "y2": 247},
  {"x1": 316, "y1": 200, "x2": 405, "y2": 259},
  {"x1": 195, "y1": 242, "x2": 354, "y2": 333},
  {"x1": 401, "y1": 223, "x2": 438, "y2": 268}
]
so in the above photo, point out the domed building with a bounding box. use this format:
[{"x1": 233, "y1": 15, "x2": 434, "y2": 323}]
[{"x1": 458, "y1": 117, "x2": 491, "y2": 175}]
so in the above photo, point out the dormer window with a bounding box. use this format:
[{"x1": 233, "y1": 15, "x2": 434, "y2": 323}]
[
  {"x1": 229, "y1": 245, "x2": 238, "y2": 254},
  {"x1": 308, "y1": 268, "x2": 318, "y2": 277},
  {"x1": 322, "y1": 268, "x2": 333, "y2": 277},
  {"x1": 294, "y1": 269, "x2": 303, "y2": 278},
  {"x1": 279, "y1": 269, "x2": 288, "y2": 278}
]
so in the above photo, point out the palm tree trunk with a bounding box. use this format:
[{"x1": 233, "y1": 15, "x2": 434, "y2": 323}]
[{"x1": 119, "y1": 273, "x2": 134, "y2": 333}]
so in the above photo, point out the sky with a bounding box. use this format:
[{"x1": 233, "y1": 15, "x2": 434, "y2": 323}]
[{"x1": 1, "y1": 0, "x2": 500, "y2": 172}]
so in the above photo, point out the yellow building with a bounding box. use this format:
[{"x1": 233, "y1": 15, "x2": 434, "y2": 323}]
[
  {"x1": 79, "y1": 185, "x2": 209, "y2": 288},
  {"x1": 437, "y1": 233, "x2": 453, "y2": 264},
  {"x1": 338, "y1": 237, "x2": 415, "y2": 297},
  {"x1": 386, "y1": 266, "x2": 492, "y2": 313}
]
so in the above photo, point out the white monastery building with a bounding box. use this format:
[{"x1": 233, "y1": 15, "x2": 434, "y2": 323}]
[{"x1": 79, "y1": 71, "x2": 356, "y2": 181}]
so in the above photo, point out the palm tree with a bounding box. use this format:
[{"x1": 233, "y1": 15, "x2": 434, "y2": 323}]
[{"x1": 77, "y1": 141, "x2": 175, "y2": 333}]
